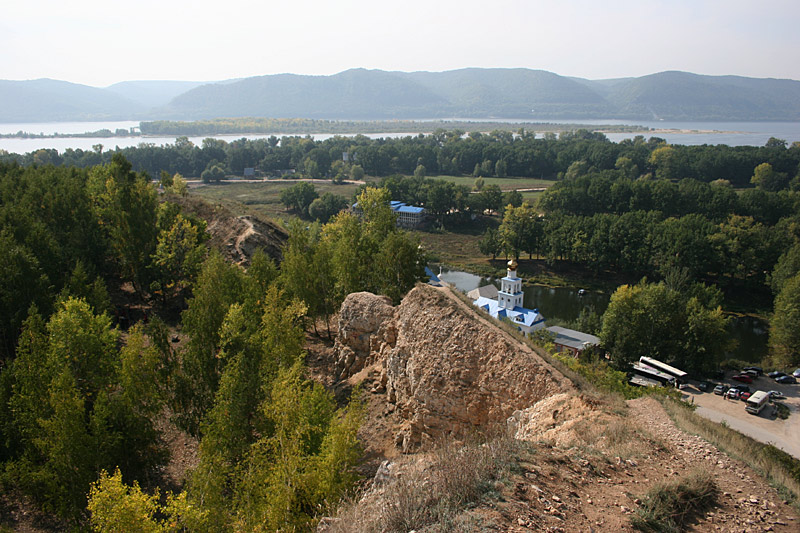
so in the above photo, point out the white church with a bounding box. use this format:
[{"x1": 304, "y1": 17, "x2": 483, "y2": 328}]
[{"x1": 470, "y1": 259, "x2": 546, "y2": 335}]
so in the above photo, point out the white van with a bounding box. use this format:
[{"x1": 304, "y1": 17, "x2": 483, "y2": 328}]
[{"x1": 745, "y1": 391, "x2": 769, "y2": 415}]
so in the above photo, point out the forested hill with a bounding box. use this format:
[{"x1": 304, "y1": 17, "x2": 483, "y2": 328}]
[
  {"x1": 0, "y1": 79, "x2": 144, "y2": 122},
  {"x1": 161, "y1": 69, "x2": 800, "y2": 121},
  {"x1": 4, "y1": 69, "x2": 800, "y2": 122}
]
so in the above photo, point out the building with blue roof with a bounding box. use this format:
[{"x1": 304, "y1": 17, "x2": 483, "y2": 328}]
[
  {"x1": 471, "y1": 260, "x2": 546, "y2": 336},
  {"x1": 352, "y1": 200, "x2": 426, "y2": 228}
]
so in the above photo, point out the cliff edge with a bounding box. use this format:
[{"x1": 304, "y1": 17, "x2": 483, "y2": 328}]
[{"x1": 334, "y1": 285, "x2": 571, "y2": 451}]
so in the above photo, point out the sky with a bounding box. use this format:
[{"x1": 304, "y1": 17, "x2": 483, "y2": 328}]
[{"x1": 2, "y1": 0, "x2": 799, "y2": 87}]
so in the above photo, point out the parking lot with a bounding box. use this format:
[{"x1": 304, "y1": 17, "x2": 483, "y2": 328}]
[{"x1": 681, "y1": 372, "x2": 800, "y2": 459}]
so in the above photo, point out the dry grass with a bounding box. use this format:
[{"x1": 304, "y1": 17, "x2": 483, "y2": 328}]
[
  {"x1": 631, "y1": 470, "x2": 717, "y2": 532},
  {"x1": 660, "y1": 398, "x2": 800, "y2": 509},
  {"x1": 325, "y1": 435, "x2": 524, "y2": 533}
]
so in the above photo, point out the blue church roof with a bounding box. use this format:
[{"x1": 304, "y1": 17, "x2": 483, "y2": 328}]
[
  {"x1": 473, "y1": 296, "x2": 545, "y2": 328},
  {"x1": 424, "y1": 266, "x2": 441, "y2": 284}
]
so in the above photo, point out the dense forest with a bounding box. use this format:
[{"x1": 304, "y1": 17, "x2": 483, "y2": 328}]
[
  {"x1": 3, "y1": 129, "x2": 800, "y2": 528},
  {"x1": 3, "y1": 129, "x2": 800, "y2": 189},
  {"x1": 0, "y1": 157, "x2": 423, "y2": 529}
]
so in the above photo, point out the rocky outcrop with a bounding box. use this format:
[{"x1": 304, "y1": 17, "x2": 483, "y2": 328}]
[
  {"x1": 334, "y1": 285, "x2": 570, "y2": 451},
  {"x1": 507, "y1": 392, "x2": 617, "y2": 448},
  {"x1": 332, "y1": 292, "x2": 395, "y2": 380}
]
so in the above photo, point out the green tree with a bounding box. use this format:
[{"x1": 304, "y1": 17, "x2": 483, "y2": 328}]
[
  {"x1": 57, "y1": 261, "x2": 111, "y2": 316},
  {"x1": 173, "y1": 252, "x2": 248, "y2": 435},
  {"x1": 502, "y1": 189, "x2": 523, "y2": 209},
  {"x1": 88, "y1": 468, "x2": 163, "y2": 533},
  {"x1": 88, "y1": 154, "x2": 159, "y2": 295},
  {"x1": 355, "y1": 187, "x2": 395, "y2": 237},
  {"x1": 479, "y1": 227, "x2": 502, "y2": 260},
  {"x1": 308, "y1": 192, "x2": 348, "y2": 223},
  {"x1": 751, "y1": 162, "x2": 789, "y2": 192},
  {"x1": 770, "y1": 243, "x2": 800, "y2": 294},
  {"x1": 765, "y1": 137, "x2": 787, "y2": 149},
  {"x1": 280, "y1": 181, "x2": 319, "y2": 216},
  {"x1": 480, "y1": 184, "x2": 503, "y2": 214},
  {"x1": 425, "y1": 180, "x2": 455, "y2": 227},
  {"x1": 648, "y1": 145, "x2": 682, "y2": 180},
  {"x1": 600, "y1": 281, "x2": 729, "y2": 374},
  {"x1": 495, "y1": 159, "x2": 508, "y2": 178},
  {"x1": 159, "y1": 170, "x2": 174, "y2": 190},
  {"x1": 303, "y1": 157, "x2": 321, "y2": 178},
  {"x1": 615, "y1": 155, "x2": 638, "y2": 179},
  {"x1": 150, "y1": 212, "x2": 207, "y2": 302},
  {"x1": 201, "y1": 162, "x2": 226, "y2": 183},
  {"x1": 768, "y1": 273, "x2": 800, "y2": 368},
  {"x1": 4, "y1": 298, "x2": 164, "y2": 519},
  {"x1": 349, "y1": 164, "x2": 365, "y2": 181},
  {"x1": 166, "y1": 173, "x2": 188, "y2": 196},
  {"x1": 499, "y1": 203, "x2": 536, "y2": 259},
  {"x1": 88, "y1": 468, "x2": 206, "y2": 532},
  {"x1": 0, "y1": 231, "x2": 51, "y2": 358}
]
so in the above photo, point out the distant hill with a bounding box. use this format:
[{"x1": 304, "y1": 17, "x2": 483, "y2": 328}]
[
  {"x1": 0, "y1": 79, "x2": 143, "y2": 122},
  {"x1": 163, "y1": 69, "x2": 449, "y2": 119},
  {"x1": 105, "y1": 80, "x2": 207, "y2": 109},
  {"x1": 2, "y1": 69, "x2": 800, "y2": 123},
  {"x1": 161, "y1": 68, "x2": 800, "y2": 121},
  {"x1": 606, "y1": 71, "x2": 800, "y2": 120},
  {"x1": 400, "y1": 68, "x2": 614, "y2": 118}
]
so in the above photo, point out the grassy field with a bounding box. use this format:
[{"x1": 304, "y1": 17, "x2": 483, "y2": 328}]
[
  {"x1": 428, "y1": 175, "x2": 555, "y2": 191},
  {"x1": 189, "y1": 174, "x2": 553, "y2": 223},
  {"x1": 190, "y1": 179, "x2": 363, "y2": 221},
  {"x1": 188, "y1": 181, "x2": 617, "y2": 289}
]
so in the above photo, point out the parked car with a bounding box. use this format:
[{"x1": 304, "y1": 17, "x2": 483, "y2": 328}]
[
  {"x1": 713, "y1": 384, "x2": 729, "y2": 395},
  {"x1": 768, "y1": 371, "x2": 787, "y2": 379},
  {"x1": 741, "y1": 370, "x2": 759, "y2": 378},
  {"x1": 793, "y1": 368, "x2": 800, "y2": 378},
  {"x1": 732, "y1": 374, "x2": 754, "y2": 384},
  {"x1": 767, "y1": 390, "x2": 786, "y2": 400},
  {"x1": 776, "y1": 375, "x2": 797, "y2": 384},
  {"x1": 740, "y1": 391, "x2": 752, "y2": 401},
  {"x1": 698, "y1": 381, "x2": 715, "y2": 392},
  {"x1": 726, "y1": 389, "x2": 740, "y2": 400},
  {"x1": 743, "y1": 366, "x2": 763, "y2": 375},
  {"x1": 730, "y1": 385, "x2": 750, "y2": 394}
]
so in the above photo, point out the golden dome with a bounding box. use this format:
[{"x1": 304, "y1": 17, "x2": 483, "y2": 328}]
[{"x1": 508, "y1": 259, "x2": 518, "y2": 270}]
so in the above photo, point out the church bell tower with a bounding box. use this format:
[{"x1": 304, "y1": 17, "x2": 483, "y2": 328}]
[{"x1": 498, "y1": 259, "x2": 523, "y2": 309}]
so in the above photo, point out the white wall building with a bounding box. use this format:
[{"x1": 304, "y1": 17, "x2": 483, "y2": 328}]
[{"x1": 472, "y1": 260, "x2": 546, "y2": 336}]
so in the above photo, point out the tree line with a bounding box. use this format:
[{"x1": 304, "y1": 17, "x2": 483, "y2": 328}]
[
  {"x1": 487, "y1": 163, "x2": 800, "y2": 371},
  {"x1": 3, "y1": 129, "x2": 799, "y2": 189}
]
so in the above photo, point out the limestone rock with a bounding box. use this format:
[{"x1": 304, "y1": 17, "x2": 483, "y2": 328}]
[
  {"x1": 333, "y1": 292, "x2": 394, "y2": 379},
  {"x1": 334, "y1": 285, "x2": 570, "y2": 450}
]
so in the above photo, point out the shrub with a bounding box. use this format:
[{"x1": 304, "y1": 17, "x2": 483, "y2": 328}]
[{"x1": 631, "y1": 471, "x2": 717, "y2": 532}]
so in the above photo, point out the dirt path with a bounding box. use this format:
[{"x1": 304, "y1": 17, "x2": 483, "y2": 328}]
[{"x1": 625, "y1": 397, "x2": 799, "y2": 532}]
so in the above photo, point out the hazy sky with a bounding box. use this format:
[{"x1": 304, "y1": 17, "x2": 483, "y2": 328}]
[{"x1": 3, "y1": 0, "x2": 799, "y2": 87}]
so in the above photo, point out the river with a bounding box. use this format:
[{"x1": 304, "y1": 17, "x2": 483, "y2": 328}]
[
  {"x1": 1, "y1": 120, "x2": 800, "y2": 153},
  {"x1": 436, "y1": 267, "x2": 768, "y2": 363}
]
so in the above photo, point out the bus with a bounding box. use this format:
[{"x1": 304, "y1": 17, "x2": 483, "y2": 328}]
[
  {"x1": 629, "y1": 375, "x2": 664, "y2": 388},
  {"x1": 745, "y1": 391, "x2": 769, "y2": 415},
  {"x1": 639, "y1": 357, "x2": 688, "y2": 386},
  {"x1": 631, "y1": 362, "x2": 676, "y2": 387}
]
